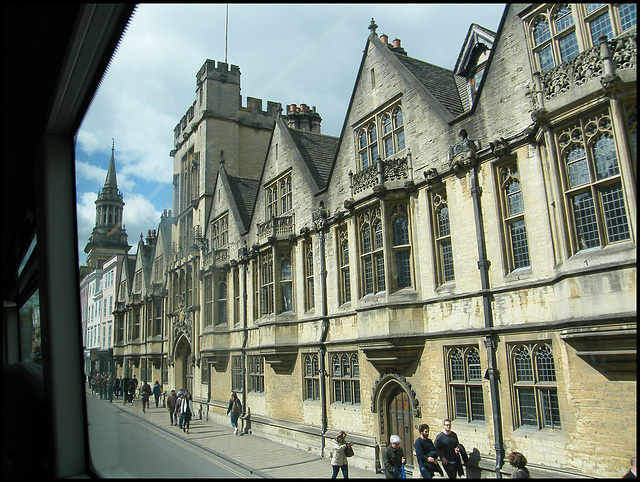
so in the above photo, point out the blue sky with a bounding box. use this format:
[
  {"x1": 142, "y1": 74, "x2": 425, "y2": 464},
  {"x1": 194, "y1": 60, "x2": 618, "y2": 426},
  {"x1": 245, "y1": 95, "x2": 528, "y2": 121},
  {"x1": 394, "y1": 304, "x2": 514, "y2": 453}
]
[{"x1": 75, "y1": 3, "x2": 506, "y2": 266}]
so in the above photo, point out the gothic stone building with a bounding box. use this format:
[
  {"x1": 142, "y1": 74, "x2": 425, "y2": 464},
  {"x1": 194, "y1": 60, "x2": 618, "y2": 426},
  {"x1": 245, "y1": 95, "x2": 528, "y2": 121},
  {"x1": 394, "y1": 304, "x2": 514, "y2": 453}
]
[{"x1": 111, "y1": 4, "x2": 636, "y2": 477}]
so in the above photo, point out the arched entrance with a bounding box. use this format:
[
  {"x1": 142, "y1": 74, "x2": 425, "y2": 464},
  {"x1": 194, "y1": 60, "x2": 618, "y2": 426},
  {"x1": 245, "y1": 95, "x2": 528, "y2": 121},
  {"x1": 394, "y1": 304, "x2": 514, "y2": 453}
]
[
  {"x1": 372, "y1": 374, "x2": 419, "y2": 467},
  {"x1": 386, "y1": 385, "x2": 414, "y2": 466},
  {"x1": 174, "y1": 335, "x2": 192, "y2": 393}
]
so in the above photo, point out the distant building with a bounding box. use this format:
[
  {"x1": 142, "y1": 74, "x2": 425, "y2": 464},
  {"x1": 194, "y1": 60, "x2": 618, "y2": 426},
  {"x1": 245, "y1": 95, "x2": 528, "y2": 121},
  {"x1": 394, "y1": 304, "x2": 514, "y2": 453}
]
[
  {"x1": 110, "y1": 4, "x2": 636, "y2": 477},
  {"x1": 84, "y1": 142, "x2": 131, "y2": 269}
]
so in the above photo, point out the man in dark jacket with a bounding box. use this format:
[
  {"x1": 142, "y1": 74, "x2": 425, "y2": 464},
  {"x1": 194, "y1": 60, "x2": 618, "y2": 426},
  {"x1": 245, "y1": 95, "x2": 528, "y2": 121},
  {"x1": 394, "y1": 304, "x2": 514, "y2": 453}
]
[
  {"x1": 434, "y1": 419, "x2": 462, "y2": 479},
  {"x1": 166, "y1": 390, "x2": 178, "y2": 426},
  {"x1": 382, "y1": 435, "x2": 405, "y2": 478},
  {"x1": 415, "y1": 424, "x2": 443, "y2": 478}
]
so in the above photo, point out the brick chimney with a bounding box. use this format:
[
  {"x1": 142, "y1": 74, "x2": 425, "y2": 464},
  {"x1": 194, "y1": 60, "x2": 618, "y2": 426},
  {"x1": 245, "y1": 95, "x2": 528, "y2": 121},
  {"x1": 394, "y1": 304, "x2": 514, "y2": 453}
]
[{"x1": 284, "y1": 102, "x2": 322, "y2": 133}]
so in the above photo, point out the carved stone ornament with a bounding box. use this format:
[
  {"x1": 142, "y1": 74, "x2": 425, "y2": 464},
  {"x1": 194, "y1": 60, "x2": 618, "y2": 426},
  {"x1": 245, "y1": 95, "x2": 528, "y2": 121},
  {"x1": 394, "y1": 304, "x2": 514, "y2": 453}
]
[
  {"x1": 370, "y1": 372, "x2": 421, "y2": 418},
  {"x1": 448, "y1": 129, "x2": 478, "y2": 173},
  {"x1": 489, "y1": 137, "x2": 510, "y2": 158}
]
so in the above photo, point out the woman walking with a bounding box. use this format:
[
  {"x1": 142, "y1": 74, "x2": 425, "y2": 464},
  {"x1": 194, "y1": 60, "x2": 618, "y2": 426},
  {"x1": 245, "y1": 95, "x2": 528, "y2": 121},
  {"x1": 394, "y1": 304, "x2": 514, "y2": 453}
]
[
  {"x1": 330, "y1": 430, "x2": 353, "y2": 478},
  {"x1": 226, "y1": 392, "x2": 242, "y2": 435}
]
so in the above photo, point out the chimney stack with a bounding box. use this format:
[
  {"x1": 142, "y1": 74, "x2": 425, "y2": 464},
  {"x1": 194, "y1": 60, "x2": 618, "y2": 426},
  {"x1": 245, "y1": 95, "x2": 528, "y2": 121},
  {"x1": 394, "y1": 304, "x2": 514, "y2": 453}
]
[{"x1": 380, "y1": 34, "x2": 388, "y2": 44}]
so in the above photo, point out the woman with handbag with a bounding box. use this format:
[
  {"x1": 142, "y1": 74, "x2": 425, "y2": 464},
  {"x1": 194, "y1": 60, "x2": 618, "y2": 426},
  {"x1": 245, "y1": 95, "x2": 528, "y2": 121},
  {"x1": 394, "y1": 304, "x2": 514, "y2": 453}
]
[{"x1": 330, "y1": 430, "x2": 353, "y2": 478}]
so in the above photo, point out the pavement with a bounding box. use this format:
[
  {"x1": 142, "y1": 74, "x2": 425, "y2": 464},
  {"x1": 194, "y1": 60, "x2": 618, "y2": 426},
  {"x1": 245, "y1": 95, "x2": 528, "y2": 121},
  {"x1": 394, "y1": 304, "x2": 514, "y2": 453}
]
[{"x1": 88, "y1": 389, "x2": 386, "y2": 479}]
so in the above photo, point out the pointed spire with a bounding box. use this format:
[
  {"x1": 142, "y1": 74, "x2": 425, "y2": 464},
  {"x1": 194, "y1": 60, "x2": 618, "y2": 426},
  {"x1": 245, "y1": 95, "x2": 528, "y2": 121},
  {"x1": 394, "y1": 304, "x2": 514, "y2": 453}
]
[{"x1": 104, "y1": 139, "x2": 118, "y2": 191}]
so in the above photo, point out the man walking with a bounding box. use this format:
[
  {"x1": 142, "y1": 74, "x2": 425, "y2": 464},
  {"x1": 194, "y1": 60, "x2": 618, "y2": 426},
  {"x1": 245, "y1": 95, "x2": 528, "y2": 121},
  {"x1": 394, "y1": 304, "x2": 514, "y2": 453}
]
[
  {"x1": 140, "y1": 380, "x2": 151, "y2": 413},
  {"x1": 167, "y1": 389, "x2": 178, "y2": 426},
  {"x1": 434, "y1": 419, "x2": 462, "y2": 479},
  {"x1": 382, "y1": 435, "x2": 406, "y2": 478},
  {"x1": 415, "y1": 424, "x2": 443, "y2": 478}
]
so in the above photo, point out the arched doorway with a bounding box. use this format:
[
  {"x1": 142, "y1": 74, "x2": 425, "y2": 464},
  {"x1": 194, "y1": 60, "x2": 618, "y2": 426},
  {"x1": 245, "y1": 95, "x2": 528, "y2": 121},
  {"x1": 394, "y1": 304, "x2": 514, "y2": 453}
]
[
  {"x1": 174, "y1": 335, "x2": 192, "y2": 393},
  {"x1": 386, "y1": 385, "x2": 414, "y2": 467},
  {"x1": 372, "y1": 374, "x2": 418, "y2": 468}
]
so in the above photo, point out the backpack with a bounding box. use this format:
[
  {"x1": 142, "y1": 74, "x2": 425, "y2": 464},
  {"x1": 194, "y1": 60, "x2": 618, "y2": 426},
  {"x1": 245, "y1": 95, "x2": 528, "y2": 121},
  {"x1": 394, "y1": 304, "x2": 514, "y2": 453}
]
[{"x1": 232, "y1": 398, "x2": 241, "y2": 413}]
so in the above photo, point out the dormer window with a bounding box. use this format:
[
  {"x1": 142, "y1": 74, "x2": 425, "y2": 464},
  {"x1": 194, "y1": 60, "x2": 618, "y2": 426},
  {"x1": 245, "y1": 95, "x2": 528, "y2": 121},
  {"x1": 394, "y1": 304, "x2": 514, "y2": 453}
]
[
  {"x1": 265, "y1": 171, "x2": 292, "y2": 218},
  {"x1": 525, "y1": 4, "x2": 636, "y2": 74},
  {"x1": 355, "y1": 102, "x2": 405, "y2": 171}
]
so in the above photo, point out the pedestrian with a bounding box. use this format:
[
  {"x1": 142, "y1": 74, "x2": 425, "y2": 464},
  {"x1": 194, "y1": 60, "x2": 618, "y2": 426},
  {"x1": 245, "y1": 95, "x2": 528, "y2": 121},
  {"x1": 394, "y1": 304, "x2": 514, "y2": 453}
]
[
  {"x1": 415, "y1": 424, "x2": 443, "y2": 478},
  {"x1": 152, "y1": 381, "x2": 162, "y2": 408},
  {"x1": 507, "y1": 451, "x2": 530, "y2": 478},
  {"x1": 182, "y1": 392, "x2": 194, "y2": 433},
  {"x1": 623, "y1": 455, "x2": 637, "y2": 479},
  {"x1": 434, "y1": 419, "x2": 465, "y2": 479},
  {"x1": 141, "y1": 380, "x2": 151, "y2": 413},
  {"x1": 131, "y1": 374, "x2": 138, "y2": 398},
  {"x1": 226, "y1": 392, "x2": 242, "y2": 435},
  {"x1": 383, "y1": 435, "x2": 406, "y2": 478},
  {"x1": 166, "y1": 389, "x2": 178, "y2": 425},
  {"x1": 330, "y1": 430, "x2": 352, "y2": 478},
  {"x1": 114, "y1": 376, "x2": 120, "y2": 398},
  {"x1": 127, "y1": 377, "x2": 136, "y2": 405},
  {"x1": 176, "y1": 392, "x2": 185, "y2": 430},
  {"x1": 106, "y1": 376, "x2": 114, "y2": 403}
]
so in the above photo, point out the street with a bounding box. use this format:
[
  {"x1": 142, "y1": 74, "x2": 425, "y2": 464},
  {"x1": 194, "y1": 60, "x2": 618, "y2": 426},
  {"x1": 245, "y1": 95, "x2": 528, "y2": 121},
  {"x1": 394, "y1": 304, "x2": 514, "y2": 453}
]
[{"x1": 86, "y1": 393, "x2": 260, "y2": 478}]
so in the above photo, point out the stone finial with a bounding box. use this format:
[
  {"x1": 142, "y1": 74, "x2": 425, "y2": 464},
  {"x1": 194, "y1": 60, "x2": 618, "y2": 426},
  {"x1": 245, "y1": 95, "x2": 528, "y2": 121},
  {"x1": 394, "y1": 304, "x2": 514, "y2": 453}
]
[{"x1": 368, "y1": 18, "x2": 378, "y2": 35}]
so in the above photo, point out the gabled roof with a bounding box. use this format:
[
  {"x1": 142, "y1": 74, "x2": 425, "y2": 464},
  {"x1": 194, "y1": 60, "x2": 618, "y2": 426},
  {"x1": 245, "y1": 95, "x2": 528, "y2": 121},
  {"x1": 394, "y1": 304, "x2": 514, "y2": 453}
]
[
  {"x1": 224, "y1": 171, "x2": 260, "y2": 232},
  {"x1": 286, "y1": 127, "x2": 339, "y2": 191},
  {"x1": 393, "y1": 54, "x2": 466, "y2": 118}
]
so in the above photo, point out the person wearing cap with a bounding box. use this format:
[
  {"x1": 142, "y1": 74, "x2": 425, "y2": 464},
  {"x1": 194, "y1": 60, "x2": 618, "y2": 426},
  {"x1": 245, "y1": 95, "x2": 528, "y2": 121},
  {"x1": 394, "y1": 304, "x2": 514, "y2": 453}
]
[{"x1": 383, "y1": 435, "x2": 406, "y2": 478}]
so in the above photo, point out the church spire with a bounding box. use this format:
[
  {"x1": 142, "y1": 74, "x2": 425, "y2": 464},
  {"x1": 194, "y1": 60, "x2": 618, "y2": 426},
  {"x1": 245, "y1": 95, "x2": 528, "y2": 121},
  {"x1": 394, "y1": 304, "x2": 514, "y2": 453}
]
[
  {"x1": 84, "y1": 140, "x2": 130, "y2": 268},
  {"x1": 103, "y1": 138, "x2": 118, "y2": 193}
]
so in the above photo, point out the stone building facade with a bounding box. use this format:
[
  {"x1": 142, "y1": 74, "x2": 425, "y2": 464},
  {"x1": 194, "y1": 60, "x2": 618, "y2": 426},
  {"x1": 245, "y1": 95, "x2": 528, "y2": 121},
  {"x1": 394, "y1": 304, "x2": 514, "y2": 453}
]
[{"x1": 110, "y1": 4, "x2": 636, "y2": 477}]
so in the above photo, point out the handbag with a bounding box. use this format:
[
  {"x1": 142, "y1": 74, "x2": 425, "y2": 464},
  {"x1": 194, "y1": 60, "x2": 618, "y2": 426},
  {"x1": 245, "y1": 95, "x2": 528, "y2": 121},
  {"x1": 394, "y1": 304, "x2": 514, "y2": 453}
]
[{"x1": 344, "y1": 444, "x2": 354, "y2": 458}]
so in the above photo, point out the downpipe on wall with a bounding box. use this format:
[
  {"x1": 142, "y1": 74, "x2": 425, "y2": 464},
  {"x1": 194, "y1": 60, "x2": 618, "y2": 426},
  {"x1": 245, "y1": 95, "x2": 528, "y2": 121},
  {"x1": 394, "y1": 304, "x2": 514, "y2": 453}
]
[{"x1": 470, "y1": 164, "x2": 505, "y2": 477}]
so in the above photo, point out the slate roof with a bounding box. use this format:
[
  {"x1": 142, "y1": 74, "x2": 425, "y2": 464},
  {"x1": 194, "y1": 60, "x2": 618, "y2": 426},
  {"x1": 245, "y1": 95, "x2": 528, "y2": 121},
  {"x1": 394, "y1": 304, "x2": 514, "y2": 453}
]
[
  {"x1": 287, "y1": 128, "x2": 339, "y2": 190},
  {"x1": 393, "y1": 53, "x2": 466, "y2": 118},
  {"x1": 225, "y1": 174, "x2": 260, "y2": 230}
]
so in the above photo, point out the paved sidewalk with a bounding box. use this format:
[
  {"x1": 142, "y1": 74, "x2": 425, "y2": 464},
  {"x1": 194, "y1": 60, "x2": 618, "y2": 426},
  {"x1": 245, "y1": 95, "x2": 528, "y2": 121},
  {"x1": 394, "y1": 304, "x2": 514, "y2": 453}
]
[{"x1": 90, "y1": 391, "x2": 385, "y2": 479}]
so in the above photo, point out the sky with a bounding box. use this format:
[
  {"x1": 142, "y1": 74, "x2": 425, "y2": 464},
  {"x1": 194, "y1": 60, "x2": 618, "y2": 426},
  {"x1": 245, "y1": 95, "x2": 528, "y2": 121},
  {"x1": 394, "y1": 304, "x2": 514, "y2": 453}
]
[{"x1": 75, "y1": 3, "x2": 506, "y2": 266}]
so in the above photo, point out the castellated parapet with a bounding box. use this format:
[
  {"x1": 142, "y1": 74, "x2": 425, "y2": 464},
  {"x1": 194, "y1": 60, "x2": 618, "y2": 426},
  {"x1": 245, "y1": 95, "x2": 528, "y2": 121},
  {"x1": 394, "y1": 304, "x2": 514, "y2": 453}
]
[{"x1": 172, "y1": 59, "x2": 282, "y2": 150}]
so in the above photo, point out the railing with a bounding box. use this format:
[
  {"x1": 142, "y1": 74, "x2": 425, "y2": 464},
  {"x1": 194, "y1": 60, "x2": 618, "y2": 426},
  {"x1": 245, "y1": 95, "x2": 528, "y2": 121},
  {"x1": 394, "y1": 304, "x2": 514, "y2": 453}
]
[
  {"x1": 540, "y1": 32, "x2": 636, "y2": 101},
  {"x1": 257, "y1": 214, "x2": 295, "y2": 240},
  {"x1": 351, "y1": 155, "x2": 411, "y2": 195}
]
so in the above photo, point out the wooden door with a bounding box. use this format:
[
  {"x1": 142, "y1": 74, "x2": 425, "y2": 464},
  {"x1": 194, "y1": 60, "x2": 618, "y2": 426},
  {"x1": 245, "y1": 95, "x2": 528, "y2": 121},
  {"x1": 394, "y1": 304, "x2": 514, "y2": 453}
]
[{"x1": 388, "y1": 388, "x2": 413, "y2": 466}]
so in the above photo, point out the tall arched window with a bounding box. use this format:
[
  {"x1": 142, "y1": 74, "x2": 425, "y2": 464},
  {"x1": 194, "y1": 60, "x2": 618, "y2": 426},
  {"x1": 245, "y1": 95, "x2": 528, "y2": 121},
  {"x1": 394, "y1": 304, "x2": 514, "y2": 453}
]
[
  {"x1": 510, "y1": 343, "x2": 561, "y2": 429},
  {"x1": 446, "y1": 346, "x2": 485, "y2": 422},
  {"x1": 304, "y1": 354, "x2": 320, "y2": 400},
  {"x1": 557, "y1": 112, "x2": 630, "y2": 253},
  {"x1": 390, "y1": 202, "x2": 412, "y2": 289}
]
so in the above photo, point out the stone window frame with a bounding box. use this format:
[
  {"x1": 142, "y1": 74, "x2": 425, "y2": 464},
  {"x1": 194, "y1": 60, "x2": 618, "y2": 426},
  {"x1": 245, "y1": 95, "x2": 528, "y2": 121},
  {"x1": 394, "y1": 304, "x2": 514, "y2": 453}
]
[
  {"x1": 389, "y1": 201, "x2": 413, "y2": 290},
  {"x1": 354, "y1": 101, "x2": 405, "y2": 171},
  {"x1": 215, "y1": 271, "x2": 228, "y2": 325},
  {"x1": 278, "y1": 248, "x2": 294, "y2": 314},
  {"x1": 330, "y1": 352, "x2": 361, "y2": 405},
  {"x1": 495, "y1": 160, "x2": 531, "y2": 272},
  {"x1": 429, "y1": 187, "x2": 455, "y2": 286},
  {"x1": 337, "y1": 224, "x2": 351, "y2": 305},
  {"x1": 265, "y1": 170, "x2": 293, "y2": 219},
  {"x1": 303, "y1": 239, "x2": 315, "y2": 312},
  {"x1": 554, "y1": 108, "x2": 631, "y2": 254},
  {"x1": 248, "y1": 355, "x2": 265, "y2": 393},
  {"x1": 203, "y1": 273, "x2": 213, "y2": 327},
  {"x1": 303, "y1": 353, "x2": 320, "y2": 401},
  {"x1": 523, "y1": 3, "x2": 636, "y2": 74},
  {"x1": 444, "y1": 345, "x2": 486, "y2": 423},
  {"x1": 357, "y1": 205, "x2": 386, "y2": 296},
  {"x1": 211, "y1": 212, "x2": 229, "y2": 250},
  {"x1": 231, "y1": 355, "x2": 243, "y2": 392},
  {"x1": 507, "y1": 342, "x2": 562, "y2": 430},
  {"x1": 233, "y1": 266, "x2": 240, "y2": 325}
]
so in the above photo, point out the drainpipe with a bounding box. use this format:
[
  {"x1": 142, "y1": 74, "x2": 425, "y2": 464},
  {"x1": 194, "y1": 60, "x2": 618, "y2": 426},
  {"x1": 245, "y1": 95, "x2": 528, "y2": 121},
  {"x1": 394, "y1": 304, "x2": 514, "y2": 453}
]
[
  {"x1": 470, "y1": 164, "x2": 504, "y2": 477},
  {"x1": 313, "y1": 206, "x2": 330, "y2": 457},
  {"x1": 239, "y1": 247, "x2": 249, "y2": 431}
]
